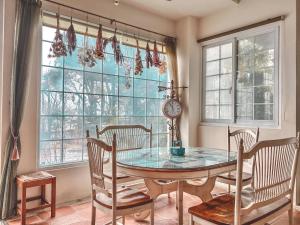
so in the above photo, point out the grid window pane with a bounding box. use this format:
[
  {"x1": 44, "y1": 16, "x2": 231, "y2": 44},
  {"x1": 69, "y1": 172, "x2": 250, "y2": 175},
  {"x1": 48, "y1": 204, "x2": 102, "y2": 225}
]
[{"x1": 40, "y1": 25, "x2": 169, "y2": 167}]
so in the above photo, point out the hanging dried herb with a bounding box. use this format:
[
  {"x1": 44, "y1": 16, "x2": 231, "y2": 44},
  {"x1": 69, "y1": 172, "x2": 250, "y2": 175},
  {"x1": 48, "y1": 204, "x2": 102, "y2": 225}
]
[
  {"x1": 110, "y1": 29, "x2": 123, "y2": 64},
  {"x1": 78, "y1": 27, "x2": 96, "y2": 68},
  {"x1": 93, "y1": 24, "x2": 105, "y2": 59},
  {"x1": 159, "y1": 54, "x2": 167, "y2": 75},
  {"x1": 48, "y1": 14, "x2": 67, "y2": 58},
  {"x1": 66, "y1": 17, "x2": 76, "y2": 55},
  {"x1": 135, "y1": 39, "x2": 143, "y2": 75},
  {"x1": 123, "y1": 58, "x2": 132, "y2": 89},
  {"x1": 153, "y1": 41, "x2": 161, "y2": 67},
  {"x1": 145, "y1": 41, "x2": 153, "y2": 68}
]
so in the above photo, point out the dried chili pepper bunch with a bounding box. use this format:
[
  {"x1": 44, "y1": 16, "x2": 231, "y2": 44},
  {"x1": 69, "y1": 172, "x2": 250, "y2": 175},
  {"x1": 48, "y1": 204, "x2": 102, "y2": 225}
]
[
  {"x1": 152, "y1": 41, "x2": 161, "y2": 67},
  {"x1": 48, "y1": 14, "x2": 67, "y2": 58},
  {"x1": 93, "y1": 24, "x2": 105, "y2": 59},
  {"x1": 66, "y1": 17, "x2": 76, "y2": 55},
  {"x1": 134, "y1": 39, "x2": 143, "y2": 75},
  {"x1": 111, "y1": 29, "x2": 124, "y2": 64},
  {"x1": 145, "y1": 41, "x2": 153, "y2": 68},
  {"x1": 78, "y1": 27, "x2": 96, "y2": 67}
]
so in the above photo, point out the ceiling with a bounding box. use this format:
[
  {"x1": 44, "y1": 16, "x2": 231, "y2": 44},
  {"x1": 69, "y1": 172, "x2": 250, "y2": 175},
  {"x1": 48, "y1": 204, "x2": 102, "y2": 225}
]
[{"x1": 120, "y1": 0, "x2": 239, "y2": 20}]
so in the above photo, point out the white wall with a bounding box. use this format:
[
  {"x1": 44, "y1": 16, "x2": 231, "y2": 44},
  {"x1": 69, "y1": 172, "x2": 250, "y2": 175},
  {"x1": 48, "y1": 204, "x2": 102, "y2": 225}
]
[
  {"x1": 0, "y1": 0, "x2": 176, "y2": 204},
  {"x1": 197, "y1": 0, "x2": 296, "y2": 148}
]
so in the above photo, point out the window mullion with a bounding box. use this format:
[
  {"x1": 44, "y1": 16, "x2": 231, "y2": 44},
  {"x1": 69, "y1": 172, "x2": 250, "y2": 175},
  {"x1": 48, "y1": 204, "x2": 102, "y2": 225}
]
[{"x1": 232, "y1": 38, "x2": 238, "y2": 123}]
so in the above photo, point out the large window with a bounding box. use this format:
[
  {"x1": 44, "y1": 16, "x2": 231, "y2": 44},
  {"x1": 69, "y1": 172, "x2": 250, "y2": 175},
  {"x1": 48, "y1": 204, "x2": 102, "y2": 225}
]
[
  {"x1": 39, "y1": 25, "x2": 169, "y2": 167},
  {"x1": 202, "y1": 26, "x2": 279, "y2": 126}
]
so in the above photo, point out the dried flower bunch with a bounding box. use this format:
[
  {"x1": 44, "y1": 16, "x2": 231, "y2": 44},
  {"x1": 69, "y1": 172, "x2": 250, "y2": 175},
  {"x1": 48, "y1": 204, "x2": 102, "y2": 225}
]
[
  {"x1": 123, "y1": 58, "x2": 132, "y2": 89},
  {"x1": 93, "y1": 24, "x2": 105, "y2": 59},
  {"x1": 111, "y1": 29, "x2": 124, "y2": 64},
  {"x1": 78, "y1": 27, "x2": 96, "y2": 68},
  {"x1": 159, "y1": 55, "x2": 167, "y2": 75},
  {"x1": 153, "y1": 41, "x2": 161, "y2": 67},
  {"x1": 135, "y1": 39, "x2": 143, "y2": 75},
  {"x1": 66, "y1": 17, "x2": 76, "y2": 55},
  {"x1": 48, "y1": 14, "x2": 67, "y2": 58},
  {"x1": 145, "y1": 41, "x2": 153, "y2": 68}
]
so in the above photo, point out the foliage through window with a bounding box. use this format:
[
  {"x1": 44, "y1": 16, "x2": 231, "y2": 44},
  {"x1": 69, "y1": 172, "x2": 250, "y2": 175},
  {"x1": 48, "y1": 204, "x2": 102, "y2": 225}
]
[
  {"x1": 202, "y1": 26, "x2": 279, "y2": 126},
  {"x1": 39, "y1": 25, "x2": 169, "y2": 167}
]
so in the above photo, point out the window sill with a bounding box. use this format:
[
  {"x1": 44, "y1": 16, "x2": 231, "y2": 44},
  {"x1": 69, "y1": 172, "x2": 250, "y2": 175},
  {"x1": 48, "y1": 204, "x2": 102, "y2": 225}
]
[
  {"x1": 37, "y1": 161, "x2": 89, "y2": 172},
  {"x1": 199, "y1": 122, "x2": 280, "y2": 130}
]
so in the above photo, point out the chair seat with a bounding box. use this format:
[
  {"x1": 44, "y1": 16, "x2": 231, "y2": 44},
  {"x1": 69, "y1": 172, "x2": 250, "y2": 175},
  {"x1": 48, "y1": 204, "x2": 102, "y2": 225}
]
[
  {"x1": 103, "y1": 170, "x2": 131, "y2": 180},
  {"x1": 95, "y1": 187, "x2": 152, "y2": 210},
  {"x1": 217, "y1": 171, "x2": 252, "y2": 184},
  {"x1": 188, "y1": 194, "x2": 291, "y2": 225}
]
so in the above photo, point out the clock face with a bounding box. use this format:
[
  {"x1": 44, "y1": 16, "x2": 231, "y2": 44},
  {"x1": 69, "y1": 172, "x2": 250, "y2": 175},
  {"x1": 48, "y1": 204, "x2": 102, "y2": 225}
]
[{"x1": 162, "y1": 99, "x2": 182, "y2": 119}]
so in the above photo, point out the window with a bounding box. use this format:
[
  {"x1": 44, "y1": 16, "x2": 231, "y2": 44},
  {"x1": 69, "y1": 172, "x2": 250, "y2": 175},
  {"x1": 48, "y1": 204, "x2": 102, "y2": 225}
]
[
  {"x1": 202, "y1": 26, "x2": 279, "y2": 126},
  {"x1": 39, "y1": 25, "x2": 169, "y2": 167}
]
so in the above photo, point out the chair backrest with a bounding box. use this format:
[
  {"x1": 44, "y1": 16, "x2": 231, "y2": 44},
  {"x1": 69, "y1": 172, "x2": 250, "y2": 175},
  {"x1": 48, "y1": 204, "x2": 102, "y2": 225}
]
[
  {"x1": 234, "y1": 133, "x2": 300, "y2": 225},
  {"x1": 228, "y1": 127, "x2": 259, "y2": 153},
  {"x1": 86, "y1": 135, "x2": 117, "y2": 212},
  {"x1": 96, "y1": 124, "x2": 152, "y2": 151}
]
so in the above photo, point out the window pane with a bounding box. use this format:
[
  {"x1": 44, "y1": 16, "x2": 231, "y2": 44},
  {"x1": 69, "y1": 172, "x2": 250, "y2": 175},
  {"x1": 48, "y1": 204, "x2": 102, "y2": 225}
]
[
  {"x1": 40, "y1": 141, "x2": 62, "y2": 166},
  {"x1": 84, "y1": 94, "x2": 101, "y2": 116},
  {"x1": 42, "y1": 42, "x2": 63, "y2": 67},
  {"x1": 205, "y1": 106, "x2": 219, "y2": 119},
  {"x1": 103, "y1": 53, "x2": 118, "y2": 75},
  {"x1": 147, "y1": 80, "x2": 159, "y2": 98},
  {"x1": 63, "y1": 139, "x2": 83, "y2": 163},
  {"x1": 84, "y1": 72, "x2": 102, "y2": 94},
  {"x1": 147, "y1": 99, "x2": 160, "y2": 116},
  {"x1": 119, "y1": 97, "x2": 133, "y2": 116},
  {"x1": 64, "y1": 70, "x2": 83, "y2": 93},
  {"x1": 254, "y1": 104, "x2": 273, "y2": 120},
  {"x1": 41, "y1": 91, "x2": 63, "y2": 115},
  {"x1": 236, "y1": 104, "x2": 253, "y2": 120},
  {"x1": 102, "y1": 96, "x2": 118, "y2": 116},
  {"x1": 102, "y1": 116, "x2": 118, "y2": 127},
  {"x1": 220, "y1": 90, "x2": 231, "y2": 104},
  {"x1": 206, "y1": 46, "x2": 219, "y2": 61},
  {"x1": 147, "y1": 117, "x2": 159, "y2": 134},
  {"x1": 237, "y1": 88, "x2": 253, "y2": 104},
  {"x1": 221, "y1": 58, "x2": 232, "y2": 74},
  {"x1": 220, "y1": 105, "x2": 231, "y2": 120},
  {"x1": 84, "y1": 117, "x2": 101, "y2": 137},
  {"x1": 237, "y1": 71, "x2": 253, "y2": 88},
  {"x1": 134, "y1": 79, "x2": 146, "y2": 97},
  {"x1": 255, "y1": 32, "x2": 275, "y2": 51},
  {"x1": 238, "y1": 38, "x2": 254, "y2": 55},
  {"x1": 254, "y1": 86, "x2": 273, "y2": 104},
  {"x1": 64, "y1": 48, "x2": 83, "y2": 70},
  {"x1": 119, "y1": 77, "x2": 133, "y2": 96},
  {"x1": 220, "y1": 74, "x2": 232, "y2": 89},
  {"x1": 205, "y1": 91, "x2": 219, "y2": 105},
  {"x1": 103, "y1": 75, "x2": 118, "y2": 95},
  {"x1": 40, "y1": 116, "x2": 62, "y2": 141},
  {"x1": 159, "y1": 133, "x2": 169, "y2": 147},
  {"x1": 206, "y1": 76, "x2": 219, "y2": 91},
  {"x1": 254, "y1": 68, "x2": 273, "y2": 86},
  {"x1": 133, "y1": 98, "x2": 146, "y2": 116},
  {"x1": 63, "y1": 116, "x2": 83, "y2": 139},
  {"x1": 41, "y1": 66, "x2": 63, "y2": 91},
  {"x1": 64, "y1": 93, "x2": 83, "y2": 115},
  {"x1": 255, "y1": 50, "x2": 274, "y2": 68},
  {"x1": 221, "y1": 43, "x2": 232, "y2": 58},
  {"x1": 206, "y1": 61, "x2": 219, "y2": 76},
  {"x1": 238, "y1": 54, "x2": 253, "y2": 70}
]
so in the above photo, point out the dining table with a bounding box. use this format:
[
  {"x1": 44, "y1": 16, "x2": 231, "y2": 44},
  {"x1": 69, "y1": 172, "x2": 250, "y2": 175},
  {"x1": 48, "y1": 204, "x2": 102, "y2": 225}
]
[{"x1": 116, "y1": 146, "x2": 237, "y2": 225}]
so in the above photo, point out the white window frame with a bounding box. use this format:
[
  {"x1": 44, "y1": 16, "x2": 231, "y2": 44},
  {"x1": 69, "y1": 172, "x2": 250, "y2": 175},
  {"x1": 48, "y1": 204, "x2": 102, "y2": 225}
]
[{"x1": 200, "y1": 22, "x2": 281, "y2": 128}]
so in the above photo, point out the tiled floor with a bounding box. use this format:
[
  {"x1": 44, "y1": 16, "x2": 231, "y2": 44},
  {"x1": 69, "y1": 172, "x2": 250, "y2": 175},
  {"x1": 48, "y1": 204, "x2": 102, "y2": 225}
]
[{"x1": 7, "y1": 191, "x2": 300, "y2": 225}]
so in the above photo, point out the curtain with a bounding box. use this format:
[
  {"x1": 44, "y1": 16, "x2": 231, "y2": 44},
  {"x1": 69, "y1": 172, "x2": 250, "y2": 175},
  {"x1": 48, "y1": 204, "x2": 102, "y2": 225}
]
[
  {"x1": 0, "y1": 0, "x2": 41, "y2": 220},
  {"x1": 164, "y1": 37, "x2": 181, "y2": 141}
]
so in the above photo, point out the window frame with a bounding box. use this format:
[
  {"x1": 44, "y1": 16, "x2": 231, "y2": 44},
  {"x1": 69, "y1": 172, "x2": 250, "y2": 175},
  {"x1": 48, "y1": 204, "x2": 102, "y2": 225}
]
[
  {"x1": 37, "y1": 25, "x2": 170, "y2": 169},
  {"x1": 200, "y1": 23, "x2": 281, "y2": 128}
]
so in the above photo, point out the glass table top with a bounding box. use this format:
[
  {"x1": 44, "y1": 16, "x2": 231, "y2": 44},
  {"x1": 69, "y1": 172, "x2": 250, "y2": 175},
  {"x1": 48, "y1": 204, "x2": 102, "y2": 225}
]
[{"x1": 117, "y1": 147, "x2": 237, "y2": 171}]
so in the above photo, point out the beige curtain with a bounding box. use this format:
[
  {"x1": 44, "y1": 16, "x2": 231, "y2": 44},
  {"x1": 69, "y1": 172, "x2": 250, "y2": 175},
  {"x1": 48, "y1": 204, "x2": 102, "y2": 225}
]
[{"x1": 164, "y1": 37, "x2": 181, "y2": 142}]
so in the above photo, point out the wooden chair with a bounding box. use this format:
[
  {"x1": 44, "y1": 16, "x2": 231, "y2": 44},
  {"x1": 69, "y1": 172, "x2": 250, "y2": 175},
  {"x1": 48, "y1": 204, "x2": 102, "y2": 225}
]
[
  {"x1": 87, "y1": 135, "x2": 154, "y2": 225},
  {"x1": 217, "y1": 127, "x2": 259, "y2": 192},
  {"x1": 188, "y1": 133, "x2": 300, "y2": 225}
]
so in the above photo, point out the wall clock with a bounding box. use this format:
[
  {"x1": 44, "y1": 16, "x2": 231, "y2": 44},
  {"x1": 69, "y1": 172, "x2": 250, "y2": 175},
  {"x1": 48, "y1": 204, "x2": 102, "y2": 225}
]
[{"x1": 162, "y1": 99, "x2": 182, "y2": 119}]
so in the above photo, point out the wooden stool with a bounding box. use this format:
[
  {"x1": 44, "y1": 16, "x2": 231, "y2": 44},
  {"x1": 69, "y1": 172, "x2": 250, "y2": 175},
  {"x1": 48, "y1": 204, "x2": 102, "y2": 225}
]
[{"x1": 16, "y1": 171, "x2": 56, "y2": 225}]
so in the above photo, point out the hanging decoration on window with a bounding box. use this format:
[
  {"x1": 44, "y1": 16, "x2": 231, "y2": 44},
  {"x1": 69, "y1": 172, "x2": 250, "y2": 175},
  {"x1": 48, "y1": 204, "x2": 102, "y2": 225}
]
[
  {"x1": 78, "y1": 25, "x2": 96, "y2": 67},
  {"x1": 111, "y1": 29, "x2": 124, "y2": 64},
  {"x1": 153, "y1": 41, "x2": 161, "y2": 67},
  {"x1": 48, "y1": 14, "x2": 67, "y2": 58},
  {"x1": 93, "y1": 24, "x2": 105, "y2": 59},
  {"x1": 145, "y1": 41, "x2": 153, "y2": 68},
  {"x1": 134, "y1": 39, "x2": 143, "y2": 75},
  {"x1": 123, "y1": 59, "x2": 132, "y2": 89},
  {"x1": 66, "y1": 17, "x2": 77, "y2": 55},
  {"x1": 159, "y1": 45, "x2": 167, "y2": 75}
]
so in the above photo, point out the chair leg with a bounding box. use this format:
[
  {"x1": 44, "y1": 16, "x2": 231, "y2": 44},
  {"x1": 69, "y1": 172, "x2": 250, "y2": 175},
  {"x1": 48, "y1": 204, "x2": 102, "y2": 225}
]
[
  {"x1": 288, "y1": 208, "x2": 294, "y2": 225},
  {"x1": 91, "y1": 205, "x2": 96, "y2": 225},
  {"x1": 122, "y1": 216, "x2": 125, "y2": 225},
  {"x1": 168, "y1": 192, "x2": 171, "y2": 198},
  {"x1": 228, "y1": 184, "x2": 231, "y2": 193},
  {"x1": 189, "y1": 215, "x2": 194, "y2": 225},
  {"x1": 150, "y1": 203, "x2": 155, "y2": 225}
]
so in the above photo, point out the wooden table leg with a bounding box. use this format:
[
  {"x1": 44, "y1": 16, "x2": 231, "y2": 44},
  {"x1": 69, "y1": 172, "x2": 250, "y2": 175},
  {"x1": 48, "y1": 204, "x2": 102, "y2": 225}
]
[
  {"x1": 177, "y1": 181, "x2": 184, "y2": 225},
  {"x1": 41, "y1": 184, "x2": 46, "y2": 204},
  {"x1": 183, "y1": 177, "x2": 217, "y2": 202},
  {"x1": 21, "y1": 184, "x2": 26, "y2": 225},
  {"x1": 51, "y1": 177, "x2": 56, "y2": 217}
]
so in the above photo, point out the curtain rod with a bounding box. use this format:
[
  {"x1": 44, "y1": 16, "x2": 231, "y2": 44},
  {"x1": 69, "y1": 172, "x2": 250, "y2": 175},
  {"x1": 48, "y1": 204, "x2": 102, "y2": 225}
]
[
  {"x1": 43, "y1": 0, "x2": 175, "y2": 41},
  {"x1": 197, "y1": 15, "x2": 285, "y2": 43}
]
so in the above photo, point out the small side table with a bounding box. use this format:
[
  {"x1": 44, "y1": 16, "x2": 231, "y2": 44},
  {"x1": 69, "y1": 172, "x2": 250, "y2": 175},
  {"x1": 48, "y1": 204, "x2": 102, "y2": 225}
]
[{"x1": 16, "y1": 171, "x2": 56, "y2": 225}]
